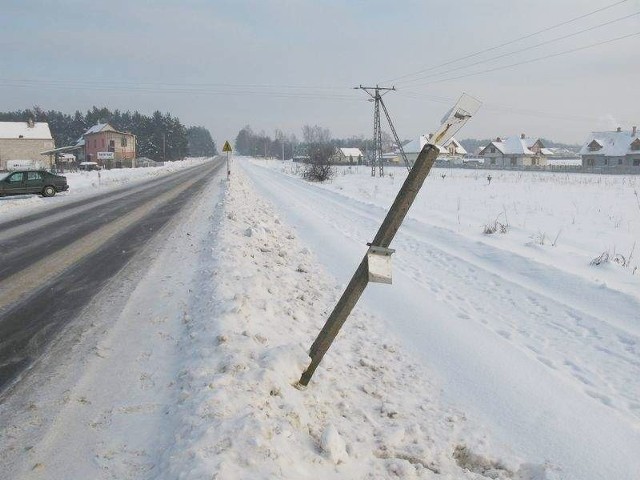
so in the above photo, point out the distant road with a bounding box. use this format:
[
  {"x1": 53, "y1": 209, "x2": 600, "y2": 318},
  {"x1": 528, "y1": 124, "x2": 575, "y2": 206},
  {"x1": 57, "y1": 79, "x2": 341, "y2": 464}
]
[{"x1": 0, "y1": 158, "x2": 224, "y2": 391}]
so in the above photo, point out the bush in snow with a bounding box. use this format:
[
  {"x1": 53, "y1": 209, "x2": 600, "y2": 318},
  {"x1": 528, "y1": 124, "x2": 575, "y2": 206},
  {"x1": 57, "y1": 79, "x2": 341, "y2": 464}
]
[
  {"x1": 301, "y1": 143, "x2": 335, "y2": 183},
  {"x1": 483, "y1": 219, "x2": 508, "y2": 235}
]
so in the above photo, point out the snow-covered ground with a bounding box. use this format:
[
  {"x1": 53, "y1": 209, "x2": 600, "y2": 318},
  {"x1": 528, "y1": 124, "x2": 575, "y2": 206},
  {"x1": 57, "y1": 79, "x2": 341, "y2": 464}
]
[
  {"x1": 239, "y1": 159, "x2": 640, "y2": 479},
  {"x1": 1, "y1": 157, "x2": 639, "y2": 479},
  {"x1": 0, "y1": 157, "x2": 210, "y2": 220}
]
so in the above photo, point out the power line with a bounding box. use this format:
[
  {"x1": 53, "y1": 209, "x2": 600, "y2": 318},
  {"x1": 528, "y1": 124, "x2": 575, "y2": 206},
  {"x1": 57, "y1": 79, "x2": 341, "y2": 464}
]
[
  {"x1": 384, "y1": 0, "x2": 630, "y2": 83},
  {"x1": 403, "y1": 31, "x2": 640, "y2": 87},
  {"x1": 397, "y1": 10, "x2": 640, "y2": 86},
  {"x1": 396, "y1": 91, "x2": 606, "y2": 124}
]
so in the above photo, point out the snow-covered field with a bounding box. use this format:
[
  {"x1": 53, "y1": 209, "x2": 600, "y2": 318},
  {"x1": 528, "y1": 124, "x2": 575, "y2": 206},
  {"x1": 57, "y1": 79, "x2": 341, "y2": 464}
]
[
  {"x1": 239, "y1": 158, "x2": 640, "y2": 479},
  {"x1": 0, "y1": 157, "x2": 210, "y2": 220},
  {"x1": 1, "y1": 157, "x2": 639, "y2": 479}
]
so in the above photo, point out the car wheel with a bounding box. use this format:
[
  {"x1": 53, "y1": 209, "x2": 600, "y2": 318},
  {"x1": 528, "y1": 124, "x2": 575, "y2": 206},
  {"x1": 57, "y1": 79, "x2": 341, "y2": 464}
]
[{"x1": 42, "y1": 186, "x2": 56, "y2": 197}]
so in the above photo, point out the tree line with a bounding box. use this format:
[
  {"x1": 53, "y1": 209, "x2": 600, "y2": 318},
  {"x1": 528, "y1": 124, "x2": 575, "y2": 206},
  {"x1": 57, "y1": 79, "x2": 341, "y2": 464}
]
[
  {"x1": 234, "y1": 124, "x2": 398, "y2": 160},
  {"x1": 0, "y1": 106, "x2": 217, "y2": 160}
]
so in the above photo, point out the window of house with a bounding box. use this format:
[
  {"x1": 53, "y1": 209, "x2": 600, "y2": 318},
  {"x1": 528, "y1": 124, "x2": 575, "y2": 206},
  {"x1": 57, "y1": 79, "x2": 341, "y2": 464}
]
[
  {"x1": 121, "y1": 137, "x2": 127, "y2": 147},
  {"x1": 490, "y1": 159, "x2": 496, "y2": 165},
  {"x1": 618, "y1": 159, "x2": 623, "y2": 165},
  {"x1": 102, "y1": 138, "x2": 105, "y2": 147},
  {"x1": 490, "y1": 147, "x2": 496, "y2": 153},
  {"x1": 93, "y1": 139, "x2": 97, "y2": 148},
  {"x1": 510, "y1": 158, "x2": 516, "y2": 166},
  {"x1": 634, "y1": 159, "x2": 640, "y2": 166}
]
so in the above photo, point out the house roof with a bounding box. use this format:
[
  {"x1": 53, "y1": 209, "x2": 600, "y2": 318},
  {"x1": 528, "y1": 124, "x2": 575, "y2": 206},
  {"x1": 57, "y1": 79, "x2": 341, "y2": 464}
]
[
  {"x1": 402, "y1": 135, "x2": 447, "y2": 154},
  {"x1": 479, "y1": 141, "x2": 505, "y2": 155},
  {"x1": 503, "y1": 136, "x2": 535, "y2": 155},
  {"x1": 443, "y1": 138, "x2": 467, "y2": 154},
  {"x1": 75, "y1": 123, "x2": 126, "y2": 146},
  {"x1": 579, "y1": 130, "x2": 640, "y2": 156},
  {"x1": 0, "y1": 121, "x2": 53, "y2": 140},
  {"x1": 339, "y1": 147, "x2": 363, "y2": 157},
  {"x1": 84, "y1": 123, "x2": 114, "y2": 135},
  {"x1": 480, "y1": 136, "x2": 550, "y2": 156}
]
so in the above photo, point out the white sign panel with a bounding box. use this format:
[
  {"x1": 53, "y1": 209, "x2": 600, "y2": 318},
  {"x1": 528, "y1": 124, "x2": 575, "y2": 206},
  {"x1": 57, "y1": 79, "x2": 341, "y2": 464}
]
[
  {"x1": 367, "y1": 246, "x2": 395, "y2": 284},
  {"x1": 97, "y1": 151, "x2": 115, "y2": 160},
  {"x1": 431, "y1": 93, "x2": 482, "y2": 147}
]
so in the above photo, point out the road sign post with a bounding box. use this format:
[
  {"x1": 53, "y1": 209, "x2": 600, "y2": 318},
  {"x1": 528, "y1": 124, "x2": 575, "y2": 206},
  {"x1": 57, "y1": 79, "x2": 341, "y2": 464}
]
[
  {"x1": 222, "y1": 140, "x2": 232, "y2": 180},
  {"x1": 299, "y1": 94, "x2": 481, "y2": 387}
]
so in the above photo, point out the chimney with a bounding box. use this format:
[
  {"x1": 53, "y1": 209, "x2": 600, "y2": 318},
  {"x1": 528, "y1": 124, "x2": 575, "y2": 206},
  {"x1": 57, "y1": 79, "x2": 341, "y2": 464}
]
[
  {"x1": 633, "y1": 126, "x2": 637, "y2": 137},
  {"x1": 496, "y1": 137, "x2": 501, "y2": 142},
  {"x1": 616, "y1": 126, "x2": 622, "y2": 132},
  {"x1": 27, "y1": 118, "x2": 34, "y2": 128},
  {"x1": 521, "y1": 133, "x2": 525, "y2": 139}
]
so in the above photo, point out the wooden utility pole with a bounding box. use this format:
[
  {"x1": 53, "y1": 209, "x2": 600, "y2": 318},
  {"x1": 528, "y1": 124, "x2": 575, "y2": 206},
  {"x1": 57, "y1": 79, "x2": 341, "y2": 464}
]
[
  {"x1": 299, "y1": 143, "x2": 440, "y2": 386},
  {"x1": 298, "y1": 93, "x2": 481, "y2": 387}
]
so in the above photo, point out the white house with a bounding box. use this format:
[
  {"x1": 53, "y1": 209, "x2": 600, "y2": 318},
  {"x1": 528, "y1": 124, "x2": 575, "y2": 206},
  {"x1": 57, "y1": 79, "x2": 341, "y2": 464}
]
[
  {"x1": 0, "y1": 120, "x2": 55, "y2": 170},
  {"x1": 580, "y1": 127, "x2": 640, "y2": 168},
  {"x1": 394, "y1": 135, "x2": 465, "y2": 164},
  {"x1": 479, "y1": 134, "x2": 550, "y2": 167},
  {"x1": 331, "y1": 147, "x2": 363, "y2": 164}
]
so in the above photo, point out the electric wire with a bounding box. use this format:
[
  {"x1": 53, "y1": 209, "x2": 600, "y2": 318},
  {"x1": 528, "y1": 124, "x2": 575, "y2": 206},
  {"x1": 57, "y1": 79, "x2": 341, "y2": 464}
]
[
  {"x1": 402, "y1": 31, "x2": 640, "y2": 87},
  {"x1": 384, "y1": 0, "x2": 630, "y2": 83},
  {"x1": 396, "y1": 10, "x2": 640, "y2": 86}
]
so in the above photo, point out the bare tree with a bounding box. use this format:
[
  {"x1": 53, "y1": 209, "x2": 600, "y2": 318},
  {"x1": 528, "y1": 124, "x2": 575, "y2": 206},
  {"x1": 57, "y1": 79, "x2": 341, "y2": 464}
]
[
  {"x1": 302, "y1": 125, "x2": 331, "y2": 144},
  {"x1": 302, "y1": 143, "x2": 335, "y2": 182}
]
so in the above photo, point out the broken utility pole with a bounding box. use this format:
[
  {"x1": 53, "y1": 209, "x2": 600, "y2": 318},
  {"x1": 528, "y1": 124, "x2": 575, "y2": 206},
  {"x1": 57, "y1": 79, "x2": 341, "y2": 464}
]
[{"x1": 299, "y1": 94, "x2": 481, "y2": 387}]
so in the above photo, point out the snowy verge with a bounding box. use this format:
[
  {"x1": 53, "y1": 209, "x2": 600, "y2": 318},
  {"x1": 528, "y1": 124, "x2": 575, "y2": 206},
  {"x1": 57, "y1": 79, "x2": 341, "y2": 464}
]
[{"x1": 158, "y1": 167, "x2": 548, "y2": 479}]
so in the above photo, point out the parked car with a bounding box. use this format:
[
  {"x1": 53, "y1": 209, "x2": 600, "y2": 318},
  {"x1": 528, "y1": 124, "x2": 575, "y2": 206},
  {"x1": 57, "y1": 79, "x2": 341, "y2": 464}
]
[
  {"x1": 78, "y1": 162, "x2": 101, "y2": 171},
  {"x1": 0, "y1": 170, "x2": 69, "y2": 197}
]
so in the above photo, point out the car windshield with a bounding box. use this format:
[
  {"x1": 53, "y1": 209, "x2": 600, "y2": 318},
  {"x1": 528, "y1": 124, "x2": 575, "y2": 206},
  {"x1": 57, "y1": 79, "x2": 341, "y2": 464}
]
[{"x1": 0, "y1": 173, "x2": 10, "y2": 181}]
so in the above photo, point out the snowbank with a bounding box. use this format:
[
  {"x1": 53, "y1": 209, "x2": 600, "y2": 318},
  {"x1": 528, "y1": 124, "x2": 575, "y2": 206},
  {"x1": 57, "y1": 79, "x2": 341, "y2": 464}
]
[{"x1": 157, "y1": 168, "x2": 546, "y2": 479}]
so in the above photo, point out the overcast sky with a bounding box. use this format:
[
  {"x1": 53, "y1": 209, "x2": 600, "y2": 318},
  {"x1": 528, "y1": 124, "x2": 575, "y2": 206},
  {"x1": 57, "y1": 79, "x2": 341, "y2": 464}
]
[{"x1": 1, "y1": 0, "x2": 638, "y2": 146}]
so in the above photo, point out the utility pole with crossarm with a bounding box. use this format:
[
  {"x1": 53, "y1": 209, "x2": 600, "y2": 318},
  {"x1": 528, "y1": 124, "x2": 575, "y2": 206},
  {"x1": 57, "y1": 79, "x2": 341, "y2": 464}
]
[{"x1": 355, "y1": 85, "x2": 411, "y2": 176}]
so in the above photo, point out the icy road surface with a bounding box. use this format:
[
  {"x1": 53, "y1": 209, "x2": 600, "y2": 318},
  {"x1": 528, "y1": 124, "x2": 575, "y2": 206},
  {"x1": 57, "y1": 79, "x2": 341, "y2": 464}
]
[{"x1": 241, "y1": 158, "x2": 640, "y2": 480}]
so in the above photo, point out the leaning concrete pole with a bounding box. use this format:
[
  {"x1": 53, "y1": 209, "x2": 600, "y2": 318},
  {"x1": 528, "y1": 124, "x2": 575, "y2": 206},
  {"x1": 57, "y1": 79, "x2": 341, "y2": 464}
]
[{"x1": 299, "y1": 143, "x2": 440, "y2": 386}]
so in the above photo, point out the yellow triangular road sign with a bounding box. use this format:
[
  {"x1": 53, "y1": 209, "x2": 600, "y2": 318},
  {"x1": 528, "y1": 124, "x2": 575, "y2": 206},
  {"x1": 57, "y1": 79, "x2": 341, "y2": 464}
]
[{"x1": 222, "y1": 140, "x2": 232, "y2": 152}]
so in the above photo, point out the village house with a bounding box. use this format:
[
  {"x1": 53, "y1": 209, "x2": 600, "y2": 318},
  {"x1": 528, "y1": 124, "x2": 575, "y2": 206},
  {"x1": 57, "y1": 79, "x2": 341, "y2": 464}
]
[
  {"x1": 442, "y1": 137, "x2": 467, "y2": 157},
  {"x1": 331, "y1": 147, "x2": 363, "y2": 165},
  {"x1": 83, "y1": 123, "x2": 136, "y2": 168},
  {"x1": 479, "y1": 134, "x2": 550, "y2": 167},
  {"x1": 44, "y1": 123, "x2": 137, "y2": 169},
  {"x1": 580, "y1": 127, "x2": 640, "y2": 168},
  {"x1": 0, "y1": 120, "x2": 55, "y2": 170},
  {"x1": 394, "y1": 135, "x2": 465, "y2": 165}
]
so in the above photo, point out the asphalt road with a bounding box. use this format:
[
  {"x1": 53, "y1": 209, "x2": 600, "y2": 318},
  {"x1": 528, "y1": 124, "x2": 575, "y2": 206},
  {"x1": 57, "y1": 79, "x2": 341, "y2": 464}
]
[{"x1": 0, "y1": 158, "x2": 224, "y2": 392}]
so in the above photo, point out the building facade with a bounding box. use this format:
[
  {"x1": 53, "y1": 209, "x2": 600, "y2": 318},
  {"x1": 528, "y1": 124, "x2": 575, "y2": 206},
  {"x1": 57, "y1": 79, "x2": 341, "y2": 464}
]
[
  {"x1": 580, "y1": 127, "x2": 640, "y2": 168},
  {"x1": 0, "y1": 121, "x2": 55, "y2": 170},
  {"x1": 331, "y1": 147, "x2": 363, "y2": 164},
  {"x1": 479, "y1": 134, "x2": 549, "y2": 167},
  {"x1": 83, "y1": 123, "x2": 136, "y2": 167}
]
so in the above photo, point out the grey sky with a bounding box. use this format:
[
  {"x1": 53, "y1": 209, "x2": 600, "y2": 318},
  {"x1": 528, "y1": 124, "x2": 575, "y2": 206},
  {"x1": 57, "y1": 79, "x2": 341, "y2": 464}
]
[{"x1": 1, "y1": 0, "x2": 638, "y2": 146}]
